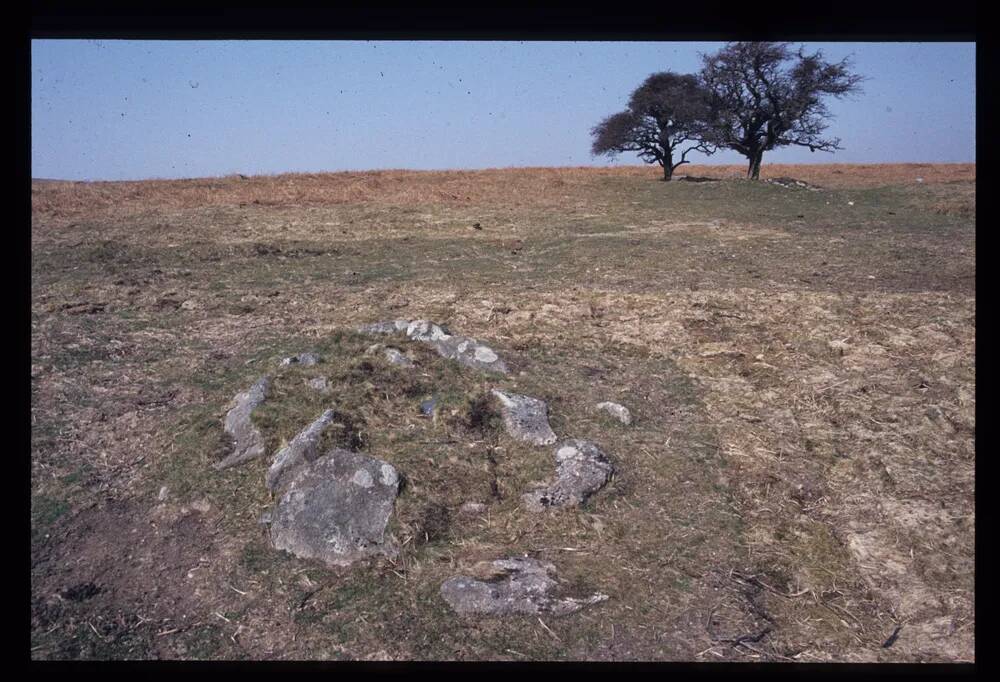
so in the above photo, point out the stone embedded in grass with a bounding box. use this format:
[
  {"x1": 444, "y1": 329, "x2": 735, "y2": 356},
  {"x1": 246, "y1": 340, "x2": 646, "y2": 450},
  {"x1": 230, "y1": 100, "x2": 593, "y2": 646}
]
[
  {"x1": 305, "y1": 376, "x2": 330, "y2": 392},
  {"x1": 434, "y1": 334, "x2": 509, "y2": 374},
  {"x1": 266, "y1": 409, "x2": 337, "y2": 494},
  {"x1": 358, "y1": 318, "x2": 509, "y2": 375},
  {"x1": 458, "y1": 501, "x2": 488, "y2": 515},
  {"x1": 596, "y1": 401, "x2": 633, "y2": 425},
  {"x1": 357, "y1": 319, "x2": 410, "y2": 335},
  {"x1": 419, "y1": 397, "x2": 438, "y2": 417},
  {"x1": 522, "y1": 440, "x2": 615, "y2": 512},
  {"x1": 490, "y1": 389, "x2": 557, "y2": 446},
  {"x1": 270, "y1": 448, "x2": 401, "y2": 568},
  {"x1": 406, "y1": 319, "x2": 450, "y2": 342},
  {"x1": 384, "y1": 348, "x2": 414, "y2": 367},
  {"x1": 214, "y1": 376, "x2": 271, "y2": 470},
  {"x1": 439, "y1": 556, "x2": 608, "y2": 616},
  {"x1": 365, "y1": 343, "x2": 415, "y2": 368},
  {"x1": 280, "y1": 352, "x2": 322, "y2": 367}
]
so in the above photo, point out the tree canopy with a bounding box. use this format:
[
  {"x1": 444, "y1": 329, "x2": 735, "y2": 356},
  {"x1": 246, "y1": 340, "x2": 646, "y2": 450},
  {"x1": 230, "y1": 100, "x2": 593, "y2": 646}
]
[
  {"x1": 591, "y1": 71, "x2": 715, "y2": 181},
  {"x1": 700, "y1": 42, "x2": 864, "y2": 179}
]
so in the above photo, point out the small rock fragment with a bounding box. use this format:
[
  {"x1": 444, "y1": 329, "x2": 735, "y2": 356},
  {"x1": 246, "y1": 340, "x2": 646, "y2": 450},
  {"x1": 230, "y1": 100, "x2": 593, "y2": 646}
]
[
  {"x1": 266, "y1": 409, "x2": 337, "y2": 493},
  {"x1": 596, "y1": 401, "x2": 632, "y2": 425},
  {"x1": 490, "y1": 389, "x2": 557, "y2": 446},
  {"x1": 458, "y1": 501, "x2": 488, "y2": 515},
  {"x1": 419, "y1": 397, "x2": 438, "y2": 417},
  {"x1": 305, "y1": 376, "x2": 330, "y2": 392},
  {"x1": 523, "y1": 440, "x2": 615, "y2": 511},
  {"x1": 190, "y1": 499, "x2": 211, "y2": 514},
  {"x1": 280, "y1": 352, "x2": 321, "y2": 367},
  {"x1": 157, "y1": 485, "x2": 169, "y2": 501},
  {"x1": 270, "y1": 448, "x2": 401, "y2": 567},
  {"x1": 215, "y1": 376, "x2": 271, "y2": 469},
  {"x1": 440, "y1": 556, "x2": 608, "y2": 616}
]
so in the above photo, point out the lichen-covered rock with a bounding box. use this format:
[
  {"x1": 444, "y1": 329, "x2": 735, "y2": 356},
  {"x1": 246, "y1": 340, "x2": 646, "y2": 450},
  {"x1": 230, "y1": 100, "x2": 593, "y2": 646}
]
[
  {"x1": 406, "y1": 319, "x2": 450, "y2": 342},
  {"x1": 490, "y1": 389, "x2": 557, "y2": 446},
  {"x1": 280, "y1": 352, "x2": 321, "y2": 367},
  {"x1": 270, "y1": 448, "x2": 401, "y2": 568},
  {"x1": 596, "y1": 401, "x2": 632, "y2": 425},
  {"x1": 358, "y1": 319, "x2": 509, "y2": 374},
  {"x1": 522, "y1": 440, "x2": 615, "y2": 511},
  {"x1": 383, "y1": 348, "x2": 414, "y2": 367},
  {"x1": 440, "y1": 557, "x2": 608, "y2": 616},
  {"x1": 214, "y1": 376, "x2": 271, "y2": 470},
  {"x1": 266, "y1": 409, "x2": 336, "y2": 494},
  {"x1": 433, "y1": 334, "x2": 509, "y2": 374}
]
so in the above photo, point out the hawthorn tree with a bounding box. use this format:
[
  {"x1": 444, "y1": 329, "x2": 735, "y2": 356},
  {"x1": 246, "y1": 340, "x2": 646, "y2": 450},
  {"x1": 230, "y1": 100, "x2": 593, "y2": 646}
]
[
  {"x1": 700, "y1": 42, "x2": 864, "y2": 180},
  {"x1": 591, "y1": 72, "x2": 715, "y2": 181}
]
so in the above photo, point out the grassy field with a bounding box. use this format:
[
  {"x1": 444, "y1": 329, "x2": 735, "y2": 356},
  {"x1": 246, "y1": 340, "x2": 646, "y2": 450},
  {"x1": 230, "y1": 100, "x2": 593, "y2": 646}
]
[{"x1": 30, "y1": 163, "x2": 975, "y2": 661}]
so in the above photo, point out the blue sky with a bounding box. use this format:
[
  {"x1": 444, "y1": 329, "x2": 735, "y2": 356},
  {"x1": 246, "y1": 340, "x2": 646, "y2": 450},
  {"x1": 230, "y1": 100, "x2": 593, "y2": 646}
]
[{"x1": 31, "y1": 41, "x2": 975, "y2": 181}]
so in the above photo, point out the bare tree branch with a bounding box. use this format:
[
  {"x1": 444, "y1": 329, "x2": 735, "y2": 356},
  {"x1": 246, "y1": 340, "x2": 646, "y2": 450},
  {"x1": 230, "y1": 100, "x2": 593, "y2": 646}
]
[{"x1": 699, "y1": 42, "x2": 864, "y2": 179}]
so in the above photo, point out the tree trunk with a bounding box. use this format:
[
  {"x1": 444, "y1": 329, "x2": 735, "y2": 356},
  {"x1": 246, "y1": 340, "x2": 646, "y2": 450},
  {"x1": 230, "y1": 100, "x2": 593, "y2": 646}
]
[
  {"x1": 747, "y1": 151, "x2": 763, "y2": 180},
  {"x1": 660, "y1": 152, "x2": 674, "y2": 181}
]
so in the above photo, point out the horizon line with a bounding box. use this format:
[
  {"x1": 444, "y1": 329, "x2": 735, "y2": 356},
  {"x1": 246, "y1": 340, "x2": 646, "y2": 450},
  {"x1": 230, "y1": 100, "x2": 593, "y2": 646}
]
[{"x1": 32, "y1": 160, "x2": 976, "y2": 184}]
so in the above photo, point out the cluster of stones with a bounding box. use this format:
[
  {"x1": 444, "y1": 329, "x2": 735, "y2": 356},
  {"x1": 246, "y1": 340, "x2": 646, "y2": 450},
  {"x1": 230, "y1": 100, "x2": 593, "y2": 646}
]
[
  {"x1": 217, "y1": 354, "x2": 401, "y2": 567},
  {"x1": 357, "y1": 319, "x2": 509, "y2": 374},
  {"x1": 215, "y1": 320, "x2": 633, "y2": 617}
]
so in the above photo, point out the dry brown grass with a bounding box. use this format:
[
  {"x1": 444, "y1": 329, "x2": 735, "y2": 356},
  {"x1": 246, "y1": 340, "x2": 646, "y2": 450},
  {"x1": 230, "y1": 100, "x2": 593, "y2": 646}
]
[
  {"x1": 31, "y1": 164, "x2": 975, "y2": 226},
  {"x1": 31, "y1": 164, "x2": 974, "y2": 661},
  {"x1": 677, "y1": 163, "x2": 975, "y2": 189}
]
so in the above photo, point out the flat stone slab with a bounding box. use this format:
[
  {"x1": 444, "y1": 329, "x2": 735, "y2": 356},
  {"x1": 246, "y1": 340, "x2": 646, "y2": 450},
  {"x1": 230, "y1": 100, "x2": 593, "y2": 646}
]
[
  {"x1": 490, "y1": 389, "x2": 558, "y2": 446},
  {"x1": 266, "y1": 409, "x2": 336, "y2": 494},
  {"x1": 596, "y1": 401, "x2": 633, "y2": 425},
  {"x1": 523, "y1": 440, "x2": 615, "y2": 511},
  {"x1": 215, "y1": 376, "x2": 271, "y2": 470},
  {"x1": 280, "y1": 352, "x2": 321, "y2": 367},
  {"x1": 358, "y1": 319, "x2": 509, "y2": 374},
  {"x1": 270, "y1": 448, "x2": 401, "y2": 568},
  {"x1": 440, "y1": 557, "x2": 608, "y2": 616}
]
